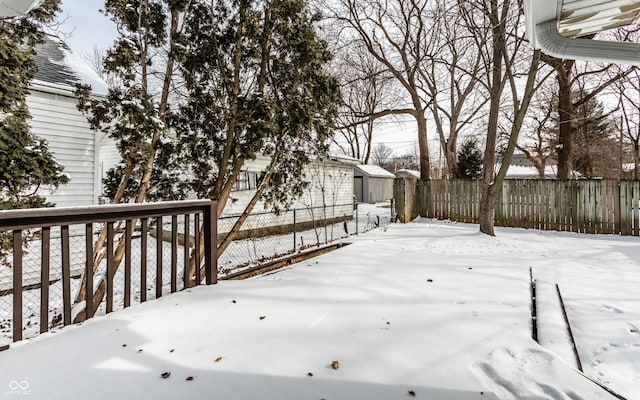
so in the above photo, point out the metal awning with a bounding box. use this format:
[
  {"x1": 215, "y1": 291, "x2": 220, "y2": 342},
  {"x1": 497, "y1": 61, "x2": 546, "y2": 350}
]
[
  {"x1": 559, "y1": 0, "x2": 640, "y2": 38},
  {"x1": 0, "y1": 0, "x2": 45, "y2": 17},
  {"x1": 525, "y1": 0, "x2": 640, "y2": 65}
]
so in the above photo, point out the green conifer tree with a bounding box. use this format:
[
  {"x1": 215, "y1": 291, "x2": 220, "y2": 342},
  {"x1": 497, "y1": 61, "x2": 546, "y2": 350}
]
[
  {"x1": 457, "y1": 137, "x2": 483, "y2": 179},
  {"x1": 173, "y1": 0, "x2": 341, "y2": 255},
  {"x1": 0, "y1": 1, "x2": 66, "y2": 262},
  {"x1": 0, "y1": 0, "x2": 66, "y2": 210}
]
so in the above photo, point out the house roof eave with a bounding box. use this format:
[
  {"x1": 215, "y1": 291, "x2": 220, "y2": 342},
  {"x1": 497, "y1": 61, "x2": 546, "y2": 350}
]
[
  {"x1": 30, "y1": 79, "x2": 107, "y2": 100},
  {"x1": 525, "y1": 0, "x2": 640, "y2": 66}
]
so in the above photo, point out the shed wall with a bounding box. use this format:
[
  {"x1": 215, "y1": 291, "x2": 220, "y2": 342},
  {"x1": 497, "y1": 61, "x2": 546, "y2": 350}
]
[{"x1": 365, "y1": 177, "x2": 394, "y2": 203}]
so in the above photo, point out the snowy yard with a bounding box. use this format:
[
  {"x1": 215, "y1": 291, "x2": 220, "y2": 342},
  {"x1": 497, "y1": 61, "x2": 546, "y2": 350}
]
[{"x1": 1, "y1": 219, "x2": 639, "y2": 399}]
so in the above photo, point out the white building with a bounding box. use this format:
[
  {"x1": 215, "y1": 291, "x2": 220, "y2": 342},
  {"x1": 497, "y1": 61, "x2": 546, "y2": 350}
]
[
  {"x1": 29, "y1": 36, "x2": 108, "y2": 208},
  {"x1": 354, "y1": 164, "x2": 395, "y2": 203}
]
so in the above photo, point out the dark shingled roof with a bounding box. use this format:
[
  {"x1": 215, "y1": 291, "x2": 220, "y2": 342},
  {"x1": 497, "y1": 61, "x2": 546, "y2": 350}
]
[{"x1": 32, "y1": 36, "x2": 84, "y2": 88}]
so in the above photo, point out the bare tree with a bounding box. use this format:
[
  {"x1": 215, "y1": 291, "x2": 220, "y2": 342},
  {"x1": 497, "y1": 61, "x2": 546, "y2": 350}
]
[
  {"x1": 516, "y1": 79, "x2": 557, "y2": 178},
  {"x1": 371, "y1": 143, "x2": 394, "y2": 169},
  {"x1": 425, "y1": 0, "x2": 489, "y2": 178},
  {"x1": 80, "y1": 45, "x2": 121, "y2": 88},
  {"x1": 332, "y1": 44, "x2": 398, "y2": 163},
  {"x1": 616, "y1": 68, "x2": 640, "y2": 179},
  {"x1": 393, "y1": 143, "x2": 420, "y2": 171},
  {"x1": 570, "y1": 86, "x2": 619, "y2": 179},
  {"x1": 326, "y1": 0, "x2": 436, "y2": 180},
  {"x1": 459, "y1": 0, "x2": 547, "y2": 236},
  {"x1": 610, "y1": 27, "x2": 640, "y2": 180},
  {"x1": 542, "y1": 26, "x2": 637, "y2": 179}
]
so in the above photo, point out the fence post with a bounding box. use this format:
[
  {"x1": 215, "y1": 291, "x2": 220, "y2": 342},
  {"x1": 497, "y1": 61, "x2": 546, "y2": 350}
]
[
  {"x1": 293, "y1": 209, "x2": 297, "y2": 252},
  {"x1": 390, "y1": 198, "x2": 395, "y2": 222},
  {"x1": 393, "y1": 178, "x2": 406, "y2": 222},
  {"x1": 355, "y1": 202, "x2": 359, "y2": 235}
]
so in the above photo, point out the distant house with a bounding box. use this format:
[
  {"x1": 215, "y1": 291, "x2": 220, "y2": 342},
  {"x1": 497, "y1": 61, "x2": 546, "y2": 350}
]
[
  {"x1": 29, "y1": 36, "x2": 108, "y2": 208},
  {"x1": 354, "y1": 165, "x2": 395, "y2": 203},
  {"x1": 496, "y1": 153, "x2": 560, "y2": 179},
  {"x1": 503, "y1": 165, "x2": 558, "y2": 179}
]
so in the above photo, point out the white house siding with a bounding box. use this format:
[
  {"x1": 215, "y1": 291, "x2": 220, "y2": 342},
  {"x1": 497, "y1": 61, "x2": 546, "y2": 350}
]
[
  {"x1": 27, "y1": 86, "x2": 99, "y2": 208},
  {"x1": 218, "y1": 155, "x2": 355, "y2": 234},
  {"x1": 96, "y1": 134, "x2": 121, "y2": 201}
]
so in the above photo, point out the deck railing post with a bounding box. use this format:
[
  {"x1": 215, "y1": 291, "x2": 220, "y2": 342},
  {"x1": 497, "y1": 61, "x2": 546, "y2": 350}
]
[
  {"x1": 13, "y1": 229, "x2": 22, "y2": 342},
  {"x1": 195, "y1": 213, "x2": 201, "y2": 284},
  {"x1": 84, "y1": 224, "x2": 93, "y2": 318},
  {"x1": 124, "y1": 220, "x2": 132, "y2": 307},
  {"x1": 204, "y1": 201, "x2": 217, "y2": 285},
  {"x1": 184, "y1": 214, "x2": 190, "y2": 288},
  {"x1": 140, "y1": 218, "x2": 148, "y2": 302},
  {"x1": 106, "y1": 222, "x2": 115, "y2": 313},
  {"x1": 156, "y1": 216, "x2": 163, "y2": 299},
  {"x1": 41, "y1": 227, "x2": 51, "y2": 333},
  {"x1": 171, "y1": 215, "x2": 178, "y2": 293},
  {"x1": 61, "y1": 225, "x2": 71, "y2": 326}
]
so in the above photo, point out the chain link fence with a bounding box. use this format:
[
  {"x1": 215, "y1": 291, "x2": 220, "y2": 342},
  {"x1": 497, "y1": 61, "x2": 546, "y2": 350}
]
[{"x1": 218, "y1": 201, "x2": 395, "y2": 275}]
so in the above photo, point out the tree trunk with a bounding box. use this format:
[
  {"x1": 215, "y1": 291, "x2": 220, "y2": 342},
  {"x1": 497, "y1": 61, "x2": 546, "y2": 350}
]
[
  {"x1": 480, "y1": 49, "x2": 542, "y2": 235},
  {"x1": 445, "y1": 139, "x2": 458, "y2": 179},
  {"x1": 556, "y1": 70, "x2": 574, "y2": 179},
  {"x1": 416, "y1": 110, "x2": 431, "y2": 180},
  {"x1": 478, "y1": 4, "x2": 504, "y2": 235},
  {"x1": 478, "y1": 187, "x2": 497, "y2": 236},
  {"x1": 634, "y1": 141, "x2": 639, "y2": 180},
  {"x1": 536, "y1": 159, "x2": 546, "y2": 179}
]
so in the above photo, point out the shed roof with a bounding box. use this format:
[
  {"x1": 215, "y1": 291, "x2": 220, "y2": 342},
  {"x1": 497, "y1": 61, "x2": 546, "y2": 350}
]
[
  {"x1": 355, "y1": 164, "x2": 396, "y2": 178},
  {"x1": 32, "y1": 36, "x2": 108, "y2": 96},
  {"x1": 395, "y1": 169, "x2": 420, "y2": 178}
]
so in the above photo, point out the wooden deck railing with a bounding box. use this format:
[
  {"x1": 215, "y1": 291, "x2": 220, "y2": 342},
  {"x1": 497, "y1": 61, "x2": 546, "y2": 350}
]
[{"x1": 0, "y1": 200, "x2": 217, "y2": 344}]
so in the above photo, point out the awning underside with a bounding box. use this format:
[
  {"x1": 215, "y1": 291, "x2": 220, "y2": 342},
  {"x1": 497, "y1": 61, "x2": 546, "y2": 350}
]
[{"x1": 559, "y1": 0, "x2": 640, "y2": 38}]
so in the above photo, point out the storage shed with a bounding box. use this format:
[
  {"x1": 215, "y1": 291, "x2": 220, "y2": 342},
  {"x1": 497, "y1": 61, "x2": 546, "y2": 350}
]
[
  {"x1": 354, "y1": 164, "x2": 395, "y2": 203},
  {"x1": 29, "y1": 36, "x2": 107, "y2": 207}
]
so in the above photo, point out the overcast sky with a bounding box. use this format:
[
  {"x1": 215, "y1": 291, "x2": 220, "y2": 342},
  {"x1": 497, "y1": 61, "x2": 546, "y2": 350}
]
[{"x1": 57, "y1": 0, "x2": 117, "y2": 56}]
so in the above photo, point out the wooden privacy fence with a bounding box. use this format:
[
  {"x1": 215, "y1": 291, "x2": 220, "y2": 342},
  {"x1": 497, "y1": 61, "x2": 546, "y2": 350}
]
[
  {"x1": 395, "y1": 178, "x2": 640, "y2": 235},
  {"x1": 0, "y1": 200, "x2": 217, "y2": 344}
]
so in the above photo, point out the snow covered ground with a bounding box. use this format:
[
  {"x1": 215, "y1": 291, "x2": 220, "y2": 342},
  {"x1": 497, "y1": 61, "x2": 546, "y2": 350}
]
[{"x1": 1, "y1": 219, "x2": 638, "y2": 400}]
